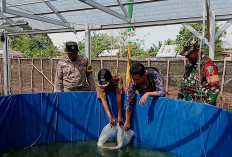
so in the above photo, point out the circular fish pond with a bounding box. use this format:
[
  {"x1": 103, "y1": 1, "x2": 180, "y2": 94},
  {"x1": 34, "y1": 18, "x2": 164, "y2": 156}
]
[{"x1": 0, "y1": 140, "x2": 178, "y2": 157}]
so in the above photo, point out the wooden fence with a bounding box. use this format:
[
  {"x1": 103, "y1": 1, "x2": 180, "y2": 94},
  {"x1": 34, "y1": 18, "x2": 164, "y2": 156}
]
[{"x1": 0, "y1": 58, "x2": 232, "y2": 108}]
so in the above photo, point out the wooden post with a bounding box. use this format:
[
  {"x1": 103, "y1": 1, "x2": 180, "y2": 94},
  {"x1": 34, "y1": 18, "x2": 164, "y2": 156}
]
[
  {"x1": 0, "y1": 66, "x2": 3, "y2": 95},
  {"x1": 9, "y1": 58, "x2": 12, "y2": 94},
  {"x1": 116, "y1": 58, "x2": 119, "y2": 74},
  {"x1": 220, "y1": 58, "x2": 226, "y2": 106},
  {"x1": 148, "y1": 58, "x2": 151, "y2": 67},
  {"x1": 31, "y1": 58, "x2": 34, "y2": 93},
  {"x1": 50, "y1": 59, "x2": 54, "y2": 91},
  {"x1": 165, "y1": 60, "x2": 170, "y2": 97},
  {"x1": 18, "y1": 58, "x2": 22, "y2": 93},
  {"x1": 183, "y1": 59, "x2": 186, "y2": 67},
  {"x1": 101, "y1": 59, "x2": 103, "y2": 69},
  {"x1": 31, "y1": 64, "x2": 54, "y2": 86},
  {"x1": 41, "y1": 58, "x2": 44, "y2": 92}
]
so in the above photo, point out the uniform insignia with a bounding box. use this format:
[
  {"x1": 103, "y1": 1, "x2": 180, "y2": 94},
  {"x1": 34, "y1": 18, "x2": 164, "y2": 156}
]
[
  {"x1": 86, "y1": 65, "x2": 93, "y2": 72},
  {"x1": 206, "y1": 66, "x2": 214, "y2": 74},
  {"x1": 88, "y1": 66, "x2": 92, "y2": 70},
  {"x1": 78, "y1": 66, "x2": 86, "y2": 71},
  {"x1": 63, "y1": 68, "x2": 69, "y2": 73},
  {"x1": 204, "y1": 61, "x2": 219, "y2": 85}
]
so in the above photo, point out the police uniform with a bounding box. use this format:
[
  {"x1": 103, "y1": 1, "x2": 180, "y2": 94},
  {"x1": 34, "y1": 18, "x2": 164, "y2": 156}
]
[
  {"x1": 97, "y1": 74, "x2": 124, "y2": 98},
  {"x1": 178, "y1": 38, "x2": 220, "y2": 105},
  {"x1": 54, "y1": 55, "x2": 96, "y2": 92}
]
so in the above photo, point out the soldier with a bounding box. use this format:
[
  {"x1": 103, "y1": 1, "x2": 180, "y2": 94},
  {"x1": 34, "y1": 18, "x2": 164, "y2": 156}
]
[
  {"x1": 97, "y1": 69, "x2": 124, "y2": 126},
  {"x1": 54, "y1": 41, "x2": 96, "y2": 92},
  {"x1": 178, "y1": 37, "x2": 220, "y2": 106},
  {"x1": 124, "y1": 63, "x2": 165, "y2": 130}
]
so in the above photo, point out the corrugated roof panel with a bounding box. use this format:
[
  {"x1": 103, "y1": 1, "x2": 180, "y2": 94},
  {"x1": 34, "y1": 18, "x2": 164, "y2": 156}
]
[{"x1": 1, "y1": 0, "x2": 232, "y2": 34}]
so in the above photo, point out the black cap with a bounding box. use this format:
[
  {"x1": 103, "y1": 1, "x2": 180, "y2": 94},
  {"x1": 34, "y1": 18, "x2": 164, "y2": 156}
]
[
  {"x1": 97, "y1": 69, "x2": 112, "y2": 86},
  {"x1": 66, "y1": 41, "x2": 79, "y2": 53}
]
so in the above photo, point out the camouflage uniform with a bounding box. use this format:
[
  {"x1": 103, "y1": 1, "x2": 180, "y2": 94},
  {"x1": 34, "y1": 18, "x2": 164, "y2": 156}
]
[
  {"x1": 178, "y1": 56, "x2": 220, "y2": 105},
  {"x1": 54, "y1": 55, "x2": 96, "y2": 92}
]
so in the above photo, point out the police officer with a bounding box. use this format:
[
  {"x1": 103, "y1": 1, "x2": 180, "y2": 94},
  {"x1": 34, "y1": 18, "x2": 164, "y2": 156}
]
[
  {"x1": 54, "y1": 41, "x2": 96, "y2": 92},
  {"x1": 178, "y1": 37, "x2": 220, "y2": 105}
]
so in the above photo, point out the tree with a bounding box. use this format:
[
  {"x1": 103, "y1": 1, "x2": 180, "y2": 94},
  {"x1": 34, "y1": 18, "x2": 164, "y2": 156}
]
[
  {"x1": 91, "y1": 32, "x2": 113, "y2": 58},
  {"x1": 147, "y1": 41, "x2": 162, "y2": 57},
  {"x1": 77, "y1": 40, "x2": 85, "y2": 55},
  {"x1": 71, "y1": 33, "x2": 117, "y2": 59},
  {"x1": 165, "y1": 38, "x2": 175, "y2": 45},
  {"x1": 8, "y1": 20, "x2": 57, "y2": 58},
  {"x1": 175, "y1": 23, "x2": 225, "y2": 60},
  {"x1": 115, "y1": 29, "x2": 146, "y2": 58}
]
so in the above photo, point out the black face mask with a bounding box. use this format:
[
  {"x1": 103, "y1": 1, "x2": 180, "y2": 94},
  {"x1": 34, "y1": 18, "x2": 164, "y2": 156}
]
[{"x1": 133, "y1": 84, "x2": 143, "y2": 94}]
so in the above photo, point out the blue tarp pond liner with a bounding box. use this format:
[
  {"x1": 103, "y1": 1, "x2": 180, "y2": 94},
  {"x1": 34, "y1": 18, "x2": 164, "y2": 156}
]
[{"x1": 0, "y1": 92, "x2": 232, "y2": 157}]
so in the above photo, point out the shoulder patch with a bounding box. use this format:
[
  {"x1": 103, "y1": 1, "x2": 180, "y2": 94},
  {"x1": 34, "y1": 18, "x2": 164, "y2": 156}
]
[
  {"x1": 204, "y1": 61, "x2": 219, "y2": 85},
  {"x1": 87, "y1": 65, "x2": 93, "y2": 72},
  {"x1": 86, "y1": 61, "x2": 93, "y2": 72}
]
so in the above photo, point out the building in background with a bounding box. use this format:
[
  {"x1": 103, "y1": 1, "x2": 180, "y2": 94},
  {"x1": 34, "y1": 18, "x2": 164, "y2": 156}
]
[
  {"x1": 222, "y1": 42, "x2": 232, "y2": 60},
  {"x1": 156, "y1": 45, "x2": 179, "y2": 58},
  {"x1": 98, "y1": 49, "x2": 119, "y2": 59},
  {"x1": 147, "y1": 45, "x2": 184, "y2": 60},
  {"x1": 0, "y1": 49, "x2": 21, "y2": 58},
  {"x1": 222, "y1": 48, "x2": 232, "y2": 60}
]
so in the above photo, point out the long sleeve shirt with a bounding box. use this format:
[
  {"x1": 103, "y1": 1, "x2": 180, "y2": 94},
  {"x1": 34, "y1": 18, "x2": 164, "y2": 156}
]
[
  {"x1": 126, "y1": 70, "x2": 165, "y2": 111},
  {"x1": 54, "y1": 55, "x2": 96, "y2": 92}
]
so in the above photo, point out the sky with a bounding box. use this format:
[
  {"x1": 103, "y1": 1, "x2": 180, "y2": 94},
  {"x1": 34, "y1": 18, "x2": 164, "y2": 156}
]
[{"x1": 48, "y1": 23, "x2": 232, "y2": 50}]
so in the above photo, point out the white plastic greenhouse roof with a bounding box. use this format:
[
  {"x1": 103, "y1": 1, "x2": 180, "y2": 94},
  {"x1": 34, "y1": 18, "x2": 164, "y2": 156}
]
[{"x1": 1, "y1": 0, "x2": 232, "y2": 35}]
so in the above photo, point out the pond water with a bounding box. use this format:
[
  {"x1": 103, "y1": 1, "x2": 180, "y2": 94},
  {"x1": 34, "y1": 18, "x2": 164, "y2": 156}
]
[{"x1": 0, "y1": 140, "x2": 178, "y2": 157}]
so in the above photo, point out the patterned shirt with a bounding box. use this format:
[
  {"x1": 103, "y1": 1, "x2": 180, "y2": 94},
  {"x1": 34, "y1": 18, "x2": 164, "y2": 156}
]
[{"x1": 126, "y1": 70, "x2": 165, "y2": 111}]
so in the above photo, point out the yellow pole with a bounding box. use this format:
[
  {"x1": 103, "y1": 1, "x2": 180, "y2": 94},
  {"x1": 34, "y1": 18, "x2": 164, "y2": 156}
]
[{"x1": 126, "y1": 43, "x2": 131, "y2": 89}]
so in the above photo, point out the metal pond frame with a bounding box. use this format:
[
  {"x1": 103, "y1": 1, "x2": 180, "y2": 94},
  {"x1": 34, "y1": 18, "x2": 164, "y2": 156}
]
[{"x1": 0, "y1": 0, "x2": 232, "y2": 95}]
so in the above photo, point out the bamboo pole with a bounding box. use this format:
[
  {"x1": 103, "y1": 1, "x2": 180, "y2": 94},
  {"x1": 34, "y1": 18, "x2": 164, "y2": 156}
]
[
  {"x1": 31, "y1": 58, "x2": 34, "y2": 93},
  {"x1": 31, "y1": 64, "x2": 54, "y2": 86},
  {"x1": 183, "y1": 58, "x2": 186, "y2": 67},
  {"x1": 0, "y1": 66, "x2": 3, "y2": 95},
  {"x1": 101, "y1": 59, "x2": 103, "y2": 69},
  {"x1": 116, "y1": 58, "x2": 119, "y2": 74},
  {"x1": 50, "y1": 59, "x2": 53, "y2": 90},
  {"x1": 9, "y1": 58, "x2": 12, "y2": 94},
  {"x1": 18, "y1": 58, "x2": 22, "y2": 93},
  {"x1": 220, "y1": 58, "x2": 226, "y2": 106},
  {"x1": 148, "y1": 57, "x2": 151, "y2": 67},
  {"x1": 41, "y1": 58, "x2": 44, "y2": 92},
  {"x1": 165, "y1": 60, "x2": 170, "y2": 97}
]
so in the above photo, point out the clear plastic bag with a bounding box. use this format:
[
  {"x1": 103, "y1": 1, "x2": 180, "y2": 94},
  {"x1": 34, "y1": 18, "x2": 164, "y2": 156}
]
[
  {"x1": 115, "y1": 124, "x2": 134, "y2": 149},
  {"x1": 97, "y1": 123, "x2": 134, "y2": 149},
  {"x1": 97, "y1": 124, "x2": 117, "y2": 147}
]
